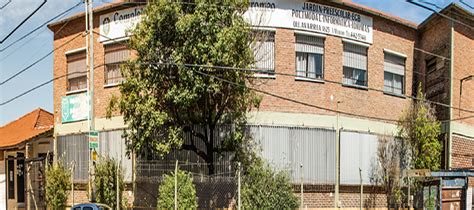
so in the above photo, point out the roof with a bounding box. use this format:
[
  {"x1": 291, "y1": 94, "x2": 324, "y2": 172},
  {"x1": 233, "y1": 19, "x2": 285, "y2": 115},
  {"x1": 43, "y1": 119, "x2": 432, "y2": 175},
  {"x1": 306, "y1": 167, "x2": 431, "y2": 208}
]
[
  {"x1": 337, "y1": 0, "x2": 418, "y2": 29},
  {"x1": 419, "y1": 3, "x2": 474, "y2": 30},
  {"x1": 0, "y1": 108, "x2": 53, "y2": 149},
  {"x1": 48, "y1": 0, "x2": 145, "y2": 30},
  {"x1": 48, "y1": 0, "x2": 418, "y2": 31}
]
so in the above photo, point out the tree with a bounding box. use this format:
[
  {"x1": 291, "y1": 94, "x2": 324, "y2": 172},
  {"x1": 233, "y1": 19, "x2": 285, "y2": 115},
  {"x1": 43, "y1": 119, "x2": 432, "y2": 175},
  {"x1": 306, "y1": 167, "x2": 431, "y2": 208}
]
[
  {"x1": 94, "y1": 157, "x2": 125, "y2": 209},
  {"x1": 240, "y1": 160, "x2": 299, "y2": 209},
  {"x1": 374, "y1": 135, "x2": 406, "y2": 207},
  {"x1": 45, "y1": 160, "x2": 71, "y2": 210},
  {"x1": 157, "y1": 169, "x2": 197, "y2": 209},
  {"x1": 398, "y1": 85, "x2": 442, "y2": 171},
  {"x1": 110, "y1": 0, "x2": 260, "y2": 174}
]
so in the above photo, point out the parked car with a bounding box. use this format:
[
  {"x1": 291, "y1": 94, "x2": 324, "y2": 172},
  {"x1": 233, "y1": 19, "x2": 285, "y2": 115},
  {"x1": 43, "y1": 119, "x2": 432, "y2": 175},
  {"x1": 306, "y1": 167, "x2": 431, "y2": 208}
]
[{"x1": 71, "y1": 203, "x2": 111, "y2": 210}]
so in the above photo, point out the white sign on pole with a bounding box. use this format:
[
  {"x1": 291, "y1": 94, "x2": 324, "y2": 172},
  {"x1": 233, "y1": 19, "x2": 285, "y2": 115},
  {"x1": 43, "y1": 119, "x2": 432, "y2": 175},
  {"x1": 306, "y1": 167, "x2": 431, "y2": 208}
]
[
  {"x1": 99, "y1": 6, "x2": 144, "y2": 42},
  {"x1": 245, "y1": 0, "x2": 373, "y2": 44}
]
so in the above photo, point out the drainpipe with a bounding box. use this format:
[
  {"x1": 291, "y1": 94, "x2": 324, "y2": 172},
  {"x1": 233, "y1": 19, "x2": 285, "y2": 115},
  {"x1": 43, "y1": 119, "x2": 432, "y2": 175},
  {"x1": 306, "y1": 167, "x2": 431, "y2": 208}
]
[{"x1": 448, "y1": 21, "x2": 454, "y2": 169}]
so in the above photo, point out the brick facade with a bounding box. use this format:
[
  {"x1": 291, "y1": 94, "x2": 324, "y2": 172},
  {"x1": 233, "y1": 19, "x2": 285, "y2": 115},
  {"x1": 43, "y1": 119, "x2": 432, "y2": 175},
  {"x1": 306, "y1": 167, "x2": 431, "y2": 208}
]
[
  {"x1": 48, "y1": 1, "x2": 473, "y2": 209},
  {"x1": 452, "y1": 134, "x2": 474, "y2": 169}
]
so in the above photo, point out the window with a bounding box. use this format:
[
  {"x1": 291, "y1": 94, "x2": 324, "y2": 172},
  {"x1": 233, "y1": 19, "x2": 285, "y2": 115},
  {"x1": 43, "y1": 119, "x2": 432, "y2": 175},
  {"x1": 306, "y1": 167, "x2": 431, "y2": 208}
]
[
  {"x1": 295, "y1": 34, "x2": 324, "y2": 80},
  {"x1": 343, "y1": 43, "x2": 368, "y2": 87},
  {"x1": 104, "y1": 42, "x2": 129, "y2": 85},
  {"x1": 384, "y1": 52, "x2": 405, "y2": 95},
  {"x1": 252, "y1": 31, "x2": 275, "y2": 74},
  {"x1": 66, "y1": 51, "x2": 87, "y2": 92}
]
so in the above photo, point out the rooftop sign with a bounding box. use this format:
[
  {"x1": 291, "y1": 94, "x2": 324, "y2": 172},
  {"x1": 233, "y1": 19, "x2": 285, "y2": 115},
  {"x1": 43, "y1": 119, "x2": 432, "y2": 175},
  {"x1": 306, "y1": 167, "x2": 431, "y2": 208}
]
[
  {"x1": 246, "y1": 0, "x2": 373, "y2": 44},
  {"x1": 99, "y1": 6, "x2": 144, "y2": 42}
]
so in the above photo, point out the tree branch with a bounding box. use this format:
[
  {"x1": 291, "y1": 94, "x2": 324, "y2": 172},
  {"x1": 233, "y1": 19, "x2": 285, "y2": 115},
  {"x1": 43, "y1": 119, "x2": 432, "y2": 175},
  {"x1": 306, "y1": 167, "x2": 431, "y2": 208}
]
[{"x1": 181, "y1": 144, "x2": 208, "y2": 160}]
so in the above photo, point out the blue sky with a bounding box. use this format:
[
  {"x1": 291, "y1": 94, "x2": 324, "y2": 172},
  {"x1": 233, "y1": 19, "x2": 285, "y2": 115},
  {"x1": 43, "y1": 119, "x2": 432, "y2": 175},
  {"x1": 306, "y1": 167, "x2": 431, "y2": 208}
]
[{"x1": 0, "y1": 0, "x2": 472, "y2": 126}]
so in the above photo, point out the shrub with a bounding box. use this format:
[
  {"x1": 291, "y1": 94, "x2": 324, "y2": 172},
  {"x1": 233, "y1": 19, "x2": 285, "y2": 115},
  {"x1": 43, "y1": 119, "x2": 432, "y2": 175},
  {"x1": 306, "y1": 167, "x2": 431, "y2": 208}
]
[
  {"x1": 157, "y1": 169, "x2": 197, "y2": 209},
  {"x1": 94, "y1": 157, "x2": 125, "y2": 209},
  {"x1": 45, "y1": 160, "x2": 71, "y2": 210},
  {"x1": 241, "y1": 160, "x2": 299, "y2": 209}
]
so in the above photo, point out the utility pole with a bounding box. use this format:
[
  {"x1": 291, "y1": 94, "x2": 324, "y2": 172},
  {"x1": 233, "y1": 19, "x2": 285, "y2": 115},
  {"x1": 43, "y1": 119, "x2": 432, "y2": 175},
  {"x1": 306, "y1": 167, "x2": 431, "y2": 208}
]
[
  {"x1": 85, "y1": 0, "x2": 96, "y2": 202},
  {"x1": 335, "y1": 100, "x2": 342, "y2": 209}
]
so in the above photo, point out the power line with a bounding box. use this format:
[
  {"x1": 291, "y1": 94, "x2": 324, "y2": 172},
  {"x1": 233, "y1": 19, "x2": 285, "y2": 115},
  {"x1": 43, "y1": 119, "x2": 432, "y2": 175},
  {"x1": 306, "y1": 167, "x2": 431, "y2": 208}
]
[
  {"x1": 407, "y1": 0, "x2": 474, "y2": 30},
  {"x1": 0, "y1": 33, "x2": 84, "y2": 86},
  {"x1": 92, "y1": 31, "x2": 473, "y2": 114},
  {"x1": 460, "y1": 0, "x2": 474, "y2": 10},
  {"x1": 0, "y1": 4, "x2": 78, "y2": 62},
  {"x1": 0, "y1": 0, "x2": 47, "y2": 44},
  {"x1": 0, "y1": 1, "x2": 83, "y2": 52},
  {"x1": 0, "y1": 0, "x2": 11, "y2": 9},
  {"x1": 0, "y1": 70, "x2": 87, "y2": 106},
  {"x1": 2, "y1": 60, "x2": 473, "y2": 123}
]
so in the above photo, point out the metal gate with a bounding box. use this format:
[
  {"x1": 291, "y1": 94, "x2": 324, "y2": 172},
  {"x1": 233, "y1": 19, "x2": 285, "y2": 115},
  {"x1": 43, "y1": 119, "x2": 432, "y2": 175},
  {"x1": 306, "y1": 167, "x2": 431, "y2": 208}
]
[{"x1": 26, "y1": 156, "x2": 50, "y2": 210}]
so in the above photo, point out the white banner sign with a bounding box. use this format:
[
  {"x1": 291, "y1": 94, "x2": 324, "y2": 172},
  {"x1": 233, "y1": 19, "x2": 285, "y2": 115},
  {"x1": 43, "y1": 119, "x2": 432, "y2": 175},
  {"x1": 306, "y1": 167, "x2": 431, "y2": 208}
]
[
  {"x1": 245, "y1": 0, "x2": 373, "y2": 43},
  {"x1": 99, "y1": 6, "x2": 144, "y2": 42}
]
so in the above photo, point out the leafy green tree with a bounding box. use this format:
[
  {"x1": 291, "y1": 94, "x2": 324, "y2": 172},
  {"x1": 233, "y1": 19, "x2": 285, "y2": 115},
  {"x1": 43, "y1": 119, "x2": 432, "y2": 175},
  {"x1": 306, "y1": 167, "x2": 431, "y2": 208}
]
[
  {"x1": 240, "y1": 160, "x2": 299, "y2": 209},
  {"x1": 109, "y1": 0, "x2": 260, "y2": 174},
  {"x1": 157, "y1": 169, "x2": 197, "y2": 209},
  {"x1": 398, "y1": 85, "x2": 442, "y2": 170},
  {"x1": 45, "y1": 160, "x2": 71, "y2": 210},
  {"x1": 94, "y1": 157, "x2": 125, "y2": 209}
]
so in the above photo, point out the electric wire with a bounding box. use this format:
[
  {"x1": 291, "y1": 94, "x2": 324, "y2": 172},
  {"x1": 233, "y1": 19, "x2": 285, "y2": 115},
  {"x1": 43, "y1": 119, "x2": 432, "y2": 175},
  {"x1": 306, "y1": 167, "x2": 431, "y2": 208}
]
[
  {"x1": 460, "y1": 0, "x2": 474, "y2": 10},
  {"x1": 407, "y1": 0, "x2": 474, "y2": 30},
  {"x1": 0, "y1": 1, "x2": 83, "y2": 52},
  {"x1": 0, "y1": 0, "x2": 47, "y2": 44},
  {"x1": 0, "y1": 33, "x2": 84, "y2": 86},
  {"x1": 0, "y1": 0, "x2": 11, "y2": 9}
]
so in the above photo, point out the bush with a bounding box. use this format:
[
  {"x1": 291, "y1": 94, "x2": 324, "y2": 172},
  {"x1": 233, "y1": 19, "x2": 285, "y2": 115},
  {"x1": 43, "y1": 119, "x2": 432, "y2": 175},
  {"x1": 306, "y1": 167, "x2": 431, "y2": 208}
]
[
  {"x1": 94, "y1": 157, "x2": 125, "y2": 209},
  {"x1": 241, "y1": 161, "x2": 299, "y2": 209},
  {"x1": 157, "y1": 169, "x2": 197, "y2": 209},
  {"x1": 45, "y1": 160, "x2": 71, "y2": 210}
]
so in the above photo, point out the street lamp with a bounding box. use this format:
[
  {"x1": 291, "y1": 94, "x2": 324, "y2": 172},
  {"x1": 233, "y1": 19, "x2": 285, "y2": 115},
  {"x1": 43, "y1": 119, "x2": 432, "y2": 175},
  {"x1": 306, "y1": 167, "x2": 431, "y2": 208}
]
[{"x1": 459, "y1": 75, "x2": 473, "y2": 116}]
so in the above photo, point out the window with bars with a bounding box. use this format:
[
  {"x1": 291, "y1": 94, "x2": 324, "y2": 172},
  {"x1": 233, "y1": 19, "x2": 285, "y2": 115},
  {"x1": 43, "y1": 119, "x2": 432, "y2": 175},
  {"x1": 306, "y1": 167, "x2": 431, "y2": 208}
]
[
  {"x1": 295, "y1": 34, "x2": 324, "y2": 80},
  {"x1": 384, "y1": 53, "x2": 405, "y2": 95},
  {"x1": 252, "y1": 31, "x2": 275, "y2": 74},
  {"x1": 104, "y1": 42, "x2": 129, "y2": 85},
  {"x1": 343, "y1": 43, "x2": 368, "y2": 87},
  {"x1": 66, "y1": 51, "x2": 87, "y2": 92}
]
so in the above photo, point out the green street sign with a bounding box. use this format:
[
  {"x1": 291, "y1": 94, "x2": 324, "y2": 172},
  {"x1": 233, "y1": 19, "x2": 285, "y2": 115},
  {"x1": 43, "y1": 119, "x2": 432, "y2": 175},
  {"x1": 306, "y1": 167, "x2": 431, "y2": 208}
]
[
  {"x1": 89, "y1": 141, "x2": 99, "y2": 149},
  {"x1": 88, "y1": 131, "x2": 99, "y2": 149},
  {"x1": 61, "y1": 93, "x2": 89, "y2": 123}
]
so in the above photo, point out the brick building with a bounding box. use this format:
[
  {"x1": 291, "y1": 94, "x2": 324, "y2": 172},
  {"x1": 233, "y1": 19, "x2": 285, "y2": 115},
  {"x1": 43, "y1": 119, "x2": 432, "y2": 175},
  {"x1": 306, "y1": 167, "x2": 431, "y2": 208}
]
[{"x1": 47, "y1": 0, "x2": 473, "y2": 208}]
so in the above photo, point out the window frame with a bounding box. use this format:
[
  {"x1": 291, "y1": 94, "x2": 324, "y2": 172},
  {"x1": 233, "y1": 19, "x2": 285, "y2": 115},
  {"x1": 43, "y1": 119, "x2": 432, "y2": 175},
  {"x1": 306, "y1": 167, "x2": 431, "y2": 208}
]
[
  {"x1": 342, "y1": 41, "x2": 369, "y2": 88},
  {"x1": 383, "y1": 50, "x2": 406, "y2": 96},
  {"x1": 103, "y1": 41, "x2": 130, "y2": 87},
  {"x1": 65, "y1": 48, "x2": 87, "y2": 94},
  {"x1": 294, "y1": 33, "x2": 325, "y2": 81},
  {"x1": 251, "y1": 29, "x2": 276, "y2": 78}
]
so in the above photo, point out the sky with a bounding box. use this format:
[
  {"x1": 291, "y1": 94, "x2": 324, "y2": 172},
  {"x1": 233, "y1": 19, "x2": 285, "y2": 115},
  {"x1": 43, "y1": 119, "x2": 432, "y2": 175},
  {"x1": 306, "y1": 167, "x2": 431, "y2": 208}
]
[{"x1": 0, "y1": 0, "x2": 472, "y2": 126}]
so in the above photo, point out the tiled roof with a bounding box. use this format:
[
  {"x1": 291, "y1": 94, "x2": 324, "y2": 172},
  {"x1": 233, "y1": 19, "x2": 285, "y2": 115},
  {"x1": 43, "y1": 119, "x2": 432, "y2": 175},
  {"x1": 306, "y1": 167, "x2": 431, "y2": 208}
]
[{"x1": 0, "y1": 108, "x2": 53, "y2": 149}]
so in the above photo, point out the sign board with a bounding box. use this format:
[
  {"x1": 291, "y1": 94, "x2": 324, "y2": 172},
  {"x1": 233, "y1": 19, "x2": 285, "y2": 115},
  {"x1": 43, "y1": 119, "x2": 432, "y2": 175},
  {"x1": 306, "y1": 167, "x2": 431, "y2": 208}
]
[
  {"x1": 61, "y1": 93, "x2": 89, "y2": 123},
  {"x1": 404, "y1": 169, "x2": 431, "y2": 178},
  {"x1": 245, "y1": 0, "x2": 373, "y2": 43},
  {"x1": 99, "y1": 6, "x2": 144, "y2": 42},
  {"x1": 88, "y1": 131, "x2": 99, "y2": 149}
]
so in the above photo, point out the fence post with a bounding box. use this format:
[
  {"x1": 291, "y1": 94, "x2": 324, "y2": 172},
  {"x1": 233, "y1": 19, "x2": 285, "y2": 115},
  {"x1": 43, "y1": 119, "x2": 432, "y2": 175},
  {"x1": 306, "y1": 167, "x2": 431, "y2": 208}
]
[
  {"x1": 116, "y1": 160, "x2": 120, "y2": 210},
  {"x1": 300, "y1": 164, "x2": 303, "y2": 209},
  {"x1": 174, "y1": 160, "x2": 178, "y2": 210},
  {"x1": 238, "y1": 162, "x2": 241, "y2": 210},
  {"x1": 71, "y1": 161, "x2": 75, "y2": 207},
  {"x1": 359, "y1": 168, "x2": 363, "y2": 210}
]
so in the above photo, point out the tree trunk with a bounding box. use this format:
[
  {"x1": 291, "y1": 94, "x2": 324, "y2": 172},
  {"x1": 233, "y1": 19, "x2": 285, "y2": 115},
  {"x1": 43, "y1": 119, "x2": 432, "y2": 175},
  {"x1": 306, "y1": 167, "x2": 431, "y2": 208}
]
[{"x1": 206, "y1": 125, "x2": 215, "y2": 175}]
